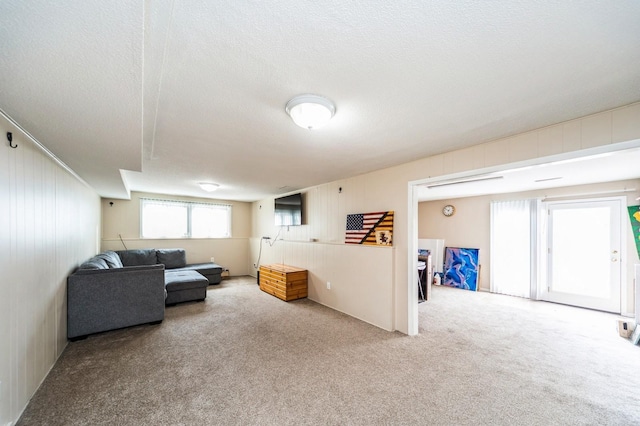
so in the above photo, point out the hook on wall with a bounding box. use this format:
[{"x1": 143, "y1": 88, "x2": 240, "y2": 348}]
[{"x1": 7, "y1": 132, "x2": 17, "y2": 148}]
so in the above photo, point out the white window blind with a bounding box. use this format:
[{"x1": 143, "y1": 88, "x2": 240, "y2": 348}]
[
  {"x1": 141, "y1": 198, "x2": 231, "y2": 238},
  {"x1": 490, "y1": 199, "x2": 536, "y2": 298}
]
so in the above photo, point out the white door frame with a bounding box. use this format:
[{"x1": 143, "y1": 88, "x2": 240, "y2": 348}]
[{"x1": 407, "y1": 184, "x2": 419, "y2": 336}]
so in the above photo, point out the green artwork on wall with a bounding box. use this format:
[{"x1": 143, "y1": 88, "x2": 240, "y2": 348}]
[{"x1": 627, "y1": 205, "x2": 640, "y2": 259}]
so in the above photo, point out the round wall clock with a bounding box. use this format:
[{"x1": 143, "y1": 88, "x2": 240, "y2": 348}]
[{"x1": 442, "y1": 204, "x2": 455, "y2": 217}]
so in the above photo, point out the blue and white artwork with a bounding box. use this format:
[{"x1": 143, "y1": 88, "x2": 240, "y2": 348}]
[{"x1": 443, "y1": 247, "x2": 479, "y2": 291}]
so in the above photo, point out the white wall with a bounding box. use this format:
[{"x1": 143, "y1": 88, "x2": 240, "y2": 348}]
[
  {"x1": 101, "y1": 192, "x2": 252, "y2": 276},
  {"x1": 0, "y1": 117, "x2": 101, "y2": 425},
  {"x1": 251, "y1": 102, "x2": 640, "y2": 334}
]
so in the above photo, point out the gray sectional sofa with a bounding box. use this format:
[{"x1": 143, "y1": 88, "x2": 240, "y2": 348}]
[{"x1": 67, "y1": 248, "x2": 223, "y2": 340}]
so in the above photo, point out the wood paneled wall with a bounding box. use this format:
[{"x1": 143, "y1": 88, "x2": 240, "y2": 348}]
[
  {"x1": 254, "y1": 238, "x2": 395, "y2": 331},
  {"x1": 250, "y1": 180, "x2": 399, "y2": 332},
  {"x1": 0, "y1": 119, "x2": 100, "y2": 425}
]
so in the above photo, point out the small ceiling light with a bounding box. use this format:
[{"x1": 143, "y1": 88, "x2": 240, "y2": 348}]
[
  {"x1": 285, "y1": 94, "x2": 336, "y2": 130},
  {"x1": 199, "y1": 182, "x2": 219, "y2": 192}
]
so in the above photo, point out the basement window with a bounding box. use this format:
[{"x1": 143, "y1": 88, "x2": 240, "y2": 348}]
[{"x1": 140, "y1": 198, "x2": 231, "y2": 238}]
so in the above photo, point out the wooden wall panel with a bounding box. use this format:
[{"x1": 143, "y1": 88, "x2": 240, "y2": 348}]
[
  {"x1": 612, "y1": 103, "x2": 640, "y2": 143},
  {"x1": 562, "y1": 120, "x2": 582, "y2": 152},
  {"x1": 0, "y1": 119, "x2": 100, "y2": 425},
  {"x1": 254, "y1": 239, "x2": 395, "y2": 331},
  {"x1": 581, "y1": 112, "x2": 612, "y2": 149},
  {"x1": 537, "y1": 125, "x2": 563, "y2": 157}
]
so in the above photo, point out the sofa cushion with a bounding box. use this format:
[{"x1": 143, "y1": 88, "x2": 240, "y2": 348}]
[
  {"x1": 165, "y1": 270, "x2": 209, "y2": 292},
  {"x1": 95, "y1": 251, "x2": 124, "y2": 268},
  {"x1": 156, "y1": 249, "x2": 187, "y2": 269},
  {"x1": 116, "y1": 249, "x2": 157, "y2": 267},
  {"x1": 178, "y1": 263, "x2": 223, "y2": 274},
  {"x1": 173, "y1": 263, "x2": 222, "y2": 284},
  {"x1": 79, "y1": 257, "x2": 109, "y2": 270}
]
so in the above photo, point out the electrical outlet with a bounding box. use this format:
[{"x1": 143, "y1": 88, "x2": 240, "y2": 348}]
[
  {"x1": 327, "y1": 281, "x2": 331, "y2": 290},
  {"x1": 210, "y1": 257, "x2": 215, "y2": 263}
]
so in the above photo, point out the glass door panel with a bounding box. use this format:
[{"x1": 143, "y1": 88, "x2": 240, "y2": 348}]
[{"x1": 542, "y1": 198, "x2": 621, "y2": 313}]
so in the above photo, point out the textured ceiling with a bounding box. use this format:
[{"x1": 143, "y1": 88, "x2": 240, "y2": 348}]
[{"x1": 1, "y1": 1, "x2": 640, "y2": 201}]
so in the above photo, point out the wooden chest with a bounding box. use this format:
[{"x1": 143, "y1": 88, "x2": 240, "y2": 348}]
[{"x1": 259, "y1": 264, "x2": 308, "y2": 301}]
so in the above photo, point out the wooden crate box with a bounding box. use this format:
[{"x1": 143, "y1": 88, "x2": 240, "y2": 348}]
[{"x1": 259, "y1": 264, "x2": 308, "y2": 301}]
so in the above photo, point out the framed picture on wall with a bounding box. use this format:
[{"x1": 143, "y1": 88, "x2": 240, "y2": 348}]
[{"x1": 443, "y1": 247, "x2": 480, "y2": 291}]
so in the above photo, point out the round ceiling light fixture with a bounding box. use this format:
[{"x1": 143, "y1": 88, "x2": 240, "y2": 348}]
[
  {"x1": 285, "y1": 94, "x2": 336, "y2": 130},
  {"x1": 199, "y1": 182, "x2": 219, "y2": 192}
]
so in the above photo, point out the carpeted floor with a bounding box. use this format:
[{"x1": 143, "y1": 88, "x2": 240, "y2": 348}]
[{"x1": 17, "y1": 277, "x2": 640, "y2": 425}]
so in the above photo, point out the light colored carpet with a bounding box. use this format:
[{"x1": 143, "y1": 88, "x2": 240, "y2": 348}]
[{"x1": 17, "y1": 277, "x2": 640, "y2": 425}]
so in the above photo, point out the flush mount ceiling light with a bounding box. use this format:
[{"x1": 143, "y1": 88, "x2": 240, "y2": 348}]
[
  {"x1": 199, "y1": 182, "x2": 219, "y2": 192},
  {"x1": 285, "y1": 94, "x2": 336, "y2": 130}
]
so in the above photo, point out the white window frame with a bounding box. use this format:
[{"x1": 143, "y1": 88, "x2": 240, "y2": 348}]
[{"x1": 140, "y1": 198, "x2": 232, "y2": 239}]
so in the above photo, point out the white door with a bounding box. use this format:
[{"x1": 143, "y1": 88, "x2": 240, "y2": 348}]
[{"x1": 541, "y1": 198, "x2": 622, "y2": 313}]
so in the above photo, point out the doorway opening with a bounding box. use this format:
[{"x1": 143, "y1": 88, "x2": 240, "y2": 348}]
[{"x1": 407, "y1": 141, "x2": 640, "y2": 336}]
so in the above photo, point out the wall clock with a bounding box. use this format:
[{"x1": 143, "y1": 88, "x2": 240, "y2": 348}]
[{"x1": 442, "y1": 204, "x2": 455, "y2": 217}]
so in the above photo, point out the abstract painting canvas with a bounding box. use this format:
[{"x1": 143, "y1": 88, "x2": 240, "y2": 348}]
[
  {"x1": 627, "y1": 205, "x2": 640, "y2": 259},
  {"x1": 443, "y1": 247, "x2": 480, "y2": 291},
  {"x1": 345, "y1": 211, "x2": 394, "y2": 246}
]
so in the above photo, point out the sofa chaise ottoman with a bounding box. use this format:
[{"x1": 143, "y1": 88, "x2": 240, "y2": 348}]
[{"x1": 164, "y1": 270, "x2": 209, "y2": 305}]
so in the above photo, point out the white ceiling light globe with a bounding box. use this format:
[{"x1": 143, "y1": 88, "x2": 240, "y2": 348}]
[
  {"x1": 199, "y1": 182, "x2": 219, "y2": 192},
  {"x1": 285, "y1": 95, "x2": 336, "y2": 130}
]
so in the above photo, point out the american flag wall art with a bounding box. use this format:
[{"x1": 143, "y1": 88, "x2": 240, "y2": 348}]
[{"x1": 345, "y1": 211, "x2": 394, "y2": 246}]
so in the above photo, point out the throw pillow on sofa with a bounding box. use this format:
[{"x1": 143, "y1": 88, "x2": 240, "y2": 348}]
[
  {"x1": 95, "y1": 251, "x2": 124, "y2": 268},
  {"x1": 156, "y1": 249, "x2": 187, "y2": 269},
  {"x1": 79, "y1": 257, "x2": 109, "y2": 270}
]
